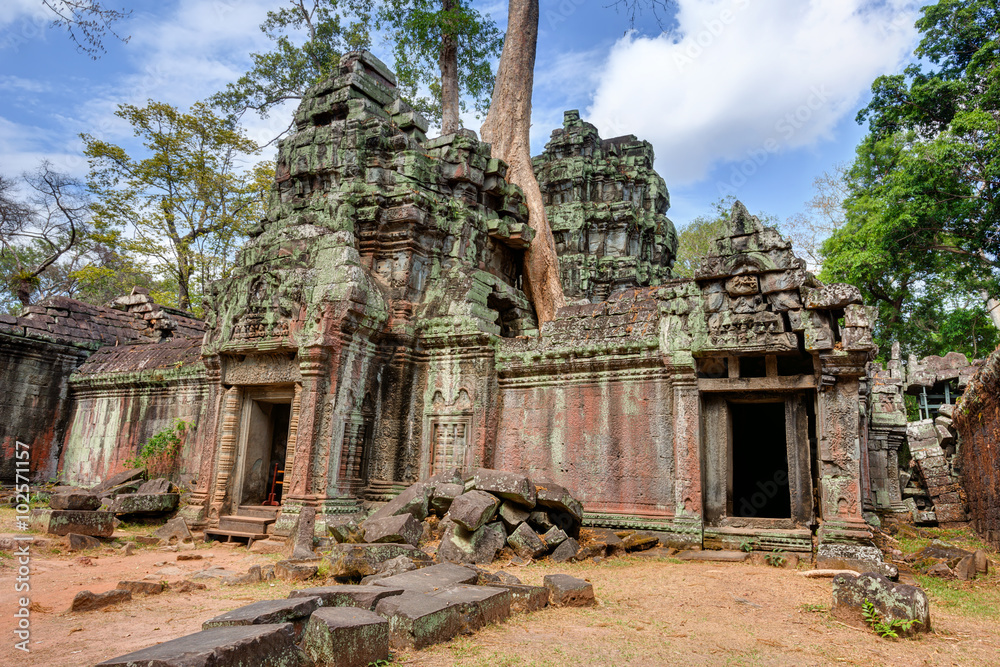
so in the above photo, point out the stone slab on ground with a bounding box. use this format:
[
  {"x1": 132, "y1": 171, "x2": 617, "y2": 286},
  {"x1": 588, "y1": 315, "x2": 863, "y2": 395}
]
[
  {"x1": 96, "y1": 624, "x2": 300, "y2": 667},
  {"x1": 428, "y1": 584, "x2": 512, "y2": 632},
  {"x1": 369, "y1": 481, "x2": 433, "y2": 522},
  {"x1": 117, "y1": 580, "x2": 167, "y2": 596},
  {"x1": 677, "y1": 550, "x2": 748, "y2": 562},
  {"x1": 275, "y1": 559, "x2": 319, "y2": 582},
  {"x1": 437, "y1": 521, "x2": 506, "y2": 565},
  {"x1": 90, "y1": 468, "x2": 144, "y2": 496},
  {"x1": 302, "y1": 607, "x2": 389, "y2": 667},
  {"x1": 154, "y1": 516, "x2": 194, "y2": 544},
  {"x1": 290, "y1": 585, "x2": 406, "y2": 610},
  {"x1": 70, "y1": 588, "x2": 131, "y2": 612},
  {"x1": 543, "y1": 574, "x2": 596, "y2": 607},
  {"x1": 203, "y1": 596, "x2": 320, "y2": 641},
  {"x1": 371, "y1": 562, "x2": 478, "y2": 593},
  {"x1": 492, "y1": 583, "x2": 550, "y2": 612},
  {"x1": 111, "y1": 493, "x2": 180, "y2": 514},
  {"x1": 362, "y1": 513, "x2": 422, "y2": 547},
  {"x1": 374, "y1": 590, "x2": 465, "y2": 650},
  {"x1": 818, "y1": 543, "x2": 897, "y2": 579},
  {"x1": 31, "y1": 509, "x2": 114, "y2": 537},
  {"x1": 50, "y1": 493, "x2": 101, "y2": 511},
  {"x1": 137, "y1": 477, "x2": 176, "y2": 494},
  {"x1": 67, "y1": 533, "x2": 101, "y2": 551},
  {"x1": 327, "y1": 543, "x2": 428, "y2": 578},
  {"x1": 832, "y1": 572, "x2": 931, "y2": 634}
]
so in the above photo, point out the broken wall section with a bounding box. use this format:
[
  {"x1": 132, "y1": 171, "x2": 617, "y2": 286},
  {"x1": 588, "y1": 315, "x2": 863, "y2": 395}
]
[{"x1": 953, "y1": 345, "x2": 1000, "y2": 550}]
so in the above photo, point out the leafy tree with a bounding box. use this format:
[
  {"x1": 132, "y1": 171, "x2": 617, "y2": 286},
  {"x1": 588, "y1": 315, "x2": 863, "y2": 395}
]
[
  {"x1": 822, "y1": 0, "x2": 1000, "y2": 350},
  {"x1": 210, "y1": 0, "x2": 374, "y2": 135},
  {"x1": 0, "y1": 163, "x2": 89, "y2": 307},
  {"x1": 784, "y1": 164, "x2": 849, "y2": 270},
  {"x1": 376, "y1": 0, "x2": 502, "y2": 133},
  {"x1": 674, "y1": 198, "x2": 779, "y2": 278},
  {"x1": 41, "y1": 0, "x2": 131, "y2": 58},
  {"x1": 82, "y1": 101, "x2": 267, "y2": 312}
]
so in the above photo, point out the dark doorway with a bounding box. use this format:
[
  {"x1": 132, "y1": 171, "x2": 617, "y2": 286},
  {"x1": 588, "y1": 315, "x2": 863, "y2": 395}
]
[
  {"x1": 730, "y1": 402, "x2": 791, "y2": 518},
  {"x1": 267, "y1": 403, "x2": 290, "y2": 504},
  {"x1": 240, "y1": 400, "x2": 291, "y2": 506}
]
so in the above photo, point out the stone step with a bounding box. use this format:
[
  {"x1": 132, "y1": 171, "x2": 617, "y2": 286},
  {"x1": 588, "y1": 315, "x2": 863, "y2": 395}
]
[
  {"x1": 204, "y1": 529, "x2": 270, "y2": 544},
  {"x1": 219, "y1": 515, "x2": 275, "y2": 533},
  {"x1": 238, "y1": 505, "x2": 281, "y2": 519}
]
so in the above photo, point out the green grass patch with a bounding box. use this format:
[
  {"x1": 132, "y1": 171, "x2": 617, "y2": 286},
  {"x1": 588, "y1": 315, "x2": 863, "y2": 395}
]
[{"x1": 915, "y1": 574, "x2": 1000, "y2": 620}]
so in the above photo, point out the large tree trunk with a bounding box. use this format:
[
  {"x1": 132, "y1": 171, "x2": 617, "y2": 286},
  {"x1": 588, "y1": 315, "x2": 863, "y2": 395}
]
[
  {"x1": 439, "y1": 0, "x2": 460, "y2": 135},
  {"x1": 983, "y1": 290, "x2": 1000, "y2": 330},
  {"x1": 480, "y1": 0, "x2": 564, "y2": 325}
]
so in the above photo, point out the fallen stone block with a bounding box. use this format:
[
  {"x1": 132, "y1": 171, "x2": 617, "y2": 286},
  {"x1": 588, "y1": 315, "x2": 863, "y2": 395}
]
[
  {"x1": 329, "y1": 518, "x2": 365, "y2": 544},
  {"x1": 135, "y1": 535, "x2": 161, "y2": 546},
  {"x1": 498, "y1": 501, "x2": 530, "y2": 532},
  {"x1": 32, "y1": 509, "x2": 114, "y2": 537},
  {"x1": 507, "y1": 522, "x2": 547, "y2": 560},
  {"x1": 542, "y1": 526, "x2": 568, "y2": 549},
  {"x1": 363, "y1": 513, "x2": 422, "y2": 547},
  {"x1": 528, "y1": 510, "x2": 554, "y2": 531},
  {"x1": 190, "y1": 566, "x2": 239, "y2": 581},
  {"x1": 493, "y1": 583, "x2": 549, "y2": 612},
  {"x1": 91, "y1": 468, "x2": 145, "y2": 496},
  {"x1": 817, "y1": 543, "x2": 896, "y2": 579},
  {"x1": 137, "y1": 477, "x2": 176, "y2": 494},
  {"x1": 550, "y1": 537, "x2": 581, "y2": 562},
  {"x1": 67, "y1": 533, "x2": 102, "y2": 551},
  {"x1": 429, "y1": 483, "x2": 464, "y2": 516},
  {"x1": 222, "y1": 564, "x2": 263, "y2": 586},
  {"x1": 286, "y1": 507, "x2": 318, "y2": 560},
  {"x1": 275, "y1": 559, "x2": 319, "y2": 582},
  {"x1": 372, "y1": 562, "x2": 478, "y2": 593},
  {"x1": 111, "y1": 493, "x2": 180, "y2": 514},
  {"x1": 534, "y1": 481, "x2": 584, "y2": 524},
  {"x1": 448, "y1": 490, "x2": 501, "y2": 532},
  {"x1": 543, "y1": 574, "x2": 595, "y2": 607},
  {"x1": 472, "y1": 469, "x2": 536, "y2": 508},
  {"x1": 290, "y1": 585, "x2": 405, "y2": 610},
  {"x1": 50, "y1": 493, "x2": 101, "y2": 511},
  {"x1": 832, "y1": 571, "x2": 930, "y2": 634},
  {"x1": 374, "y1": 590, "x2": 464, "y2": 649},
  {"x1": 954, "y1": 555, "x2": 977, "y2": 581},
  {"x1": 369, "y1": 481, "x2": 433, "y2": 522},
  {"x1": 96, "y1": 624, "x2": 299, "y2": 667},
  {"x1": 302, "y1": 607, "x2": 389, "y2": 667},
  {"x1": 429, "y1": 584, "x2": 512, "y2": 632},
  {"x1": 974, "y1": 550, "x2": 990, "y2": 575},
  {"x1": 622, "y1": 533, "x2": 659, "y2": 552},
  {"x1": 360, "y1": 555, "x2": 422, "y2": 584},
  {"x1": 174, "y1": 580, "x2": 208, "y2": 593},
  {"x1": 70, "y1": 588, "x2": 131, "y2": 612},
  {"x1": 153, "y1": 516, "x2": 194, "y2": 544},
  {"x1": 327, "y1": 543, "x2": 428, "y2": 578},
  {"x1": 204, "y1": 596, "x2": 320, "y2": 641},
  {"x1": 438, "y1": 521, "x2": 506, "y2": 565},
  {"x1": 677, "y1": 550, "x2": 747, "y2": 562},
  {"x1": 118, "y1": 580, "x2": 167, "y2": 596}
]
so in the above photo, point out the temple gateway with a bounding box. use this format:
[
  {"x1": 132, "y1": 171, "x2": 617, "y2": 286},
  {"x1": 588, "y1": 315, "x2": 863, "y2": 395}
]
[{"x1": 6, "y1": 51, "x2": 953, "y2": 568}]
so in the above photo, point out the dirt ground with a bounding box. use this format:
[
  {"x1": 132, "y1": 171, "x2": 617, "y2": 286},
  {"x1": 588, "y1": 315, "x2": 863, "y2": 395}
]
[{"x1": 2, "y1": 512, "x2": 999, "y2": 667}]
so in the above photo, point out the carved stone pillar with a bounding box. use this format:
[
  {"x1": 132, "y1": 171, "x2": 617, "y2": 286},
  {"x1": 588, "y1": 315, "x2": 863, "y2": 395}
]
[
  {"x1": 285, "y1": 346, "x2": 329, "y2": 501},
  {"x1": 670, "y1": 367, "x2": 703, "y2": 546},
  {"x1": 180, "y1": 356, "x2": 223, "y2": 526},
  {"x1": 208, "y1": 386, "x2": 242, "y2": 521}
]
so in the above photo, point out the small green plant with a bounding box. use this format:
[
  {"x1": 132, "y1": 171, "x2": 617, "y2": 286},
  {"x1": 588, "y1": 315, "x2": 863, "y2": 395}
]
[
  {"x1": 740, "y1": 538, "x2": 757, "y2": 553},
  {"x1": 764, "y1": 548, "x2": 786, "y2": 567},
  {"x1": 862, "y1": 598, "x2": 921, "y2": 639},
  {"x1": 367, "y1": 657, "x2": 393, "y2": 667},
  {"x1": 800, "y1": 603, "x2": 825, "y2": 613},
  {"x1": 125, "y1": 419, "x2": 190, "y2": 475}
]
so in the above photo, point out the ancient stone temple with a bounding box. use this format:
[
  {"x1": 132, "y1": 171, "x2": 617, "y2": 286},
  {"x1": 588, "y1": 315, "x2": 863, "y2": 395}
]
[
  {"x1": 4, "y1": 52, "x2": 889, "y2": 562},
  {"x1": 533, "y1": 111, "x2": 677, "y2": 303}
]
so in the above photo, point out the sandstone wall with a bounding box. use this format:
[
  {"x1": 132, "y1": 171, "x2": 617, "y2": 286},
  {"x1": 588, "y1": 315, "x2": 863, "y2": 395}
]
[
  {"x1": 60, "y1": 337, "x2": 208, "y2": 487},
  {"x1": 954, "y1": 345, "x2": 1000, "y2": 549}
]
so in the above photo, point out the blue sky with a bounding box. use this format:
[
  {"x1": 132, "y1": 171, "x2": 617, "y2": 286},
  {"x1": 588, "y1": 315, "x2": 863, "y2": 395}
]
[{"x1": 1, "y1": 0, "x2": 924, "y2": 229}]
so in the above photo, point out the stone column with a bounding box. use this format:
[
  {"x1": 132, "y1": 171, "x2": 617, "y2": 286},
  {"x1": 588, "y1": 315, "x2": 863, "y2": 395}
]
[
  {"x1": 285, "y1": 345, "x2": 330, "y2": 501},
  {"x1": 669, "y1": 367, "x2": 703, "y2": 547},
  {"x1": 180, "y1": 356, "x2": 223, "y2": 526},
  {"x1": 208, "y1": 385, "x2": 242, "y2": 521}
]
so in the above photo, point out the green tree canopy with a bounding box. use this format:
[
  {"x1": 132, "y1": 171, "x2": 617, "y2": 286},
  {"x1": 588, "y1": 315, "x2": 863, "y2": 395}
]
[
  {"x1": 820, "y1": 0, "x2": 1000, "y2": 358},
  {"x1": 82, "y1": 101, "x2": 268, "y2": 312}
]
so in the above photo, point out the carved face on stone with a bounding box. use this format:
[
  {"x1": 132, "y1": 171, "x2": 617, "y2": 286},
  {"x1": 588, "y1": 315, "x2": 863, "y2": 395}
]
[{"x1": 726, "y1": 275, "x2": 759, "y2": 296}]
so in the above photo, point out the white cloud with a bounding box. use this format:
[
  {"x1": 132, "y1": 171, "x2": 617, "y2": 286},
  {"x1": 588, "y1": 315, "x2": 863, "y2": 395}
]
[{"x1": 587, "y1": 0, "x2": 922, "y2": 186}]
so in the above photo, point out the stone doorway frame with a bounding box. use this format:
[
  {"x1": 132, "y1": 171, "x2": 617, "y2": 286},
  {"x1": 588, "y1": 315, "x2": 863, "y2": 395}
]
[{"x1": 231, "y1": 385, "x2": 296, "y2": 508}]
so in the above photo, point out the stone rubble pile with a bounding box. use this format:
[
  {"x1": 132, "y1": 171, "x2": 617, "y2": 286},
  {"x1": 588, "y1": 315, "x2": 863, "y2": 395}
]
[
  {"x1": 903, "y1": 540, "x2": 991, "y2": 581},
  {"x1": 97, "y1": 562, "x2": 596, "y2": 667},
  {"x1": 904, "y1": 405, "x2": 968, "y2": 526}
]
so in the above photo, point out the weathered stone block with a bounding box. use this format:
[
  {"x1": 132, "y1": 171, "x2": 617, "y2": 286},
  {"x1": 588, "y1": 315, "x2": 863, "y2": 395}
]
[
  {"x1": 290, "y1": 585, "x2": 405, "y2": 610},
  {"x1": 438, "y1": 521, "x2": 506, "y2": 565},
  {"x1": 96, "y1": 624, "x2": 300, "y2": 667},
  {"x1": 534, "y1": 482, "x2": 584, "y2": 524},
  {"x1": 448, "y1": 490, "x2": 500, "y2": 532},
  {"x1": 137, "y1": 477, "x2": 176, "y2": 494},
  {"x1": 543, "y1": 574, "x2": 596, "y2": 607},
  {"x1": 803, "y1": 283, "x2": 862, "y2": 309},
  {"x1": 67, "y1": 533, "x2": 101, "y2": 551},
  {"x1": 327, "y1": 543, "x2": 428, "y2": 578},
  {"x1": 117, "y1": 580, "x2": 167, "y2": 596},
  {"x1": 32, "y1": 509, "x2": 114, "y2": 537},
  {"x1": 154, "y1": 516, "x2": 194, "y2": 543},
  {"x1": 493, "y1": 583, "x2": 549, "y2": 612},
  {"x1": 363, "y1": 513, "x2": 422, "y2": 547},
  {"x1": 550, "y1": 537, "x2": 581, "y2": 562},
  {"x1": 374, "y1": 591, "x2": 464, "y2": 649},
  {"x1": 369, "y1": 481, "x2": 433, "y2": 522},
  {"x1": 286, "y1": 506, "x2": 318, "y2": 560},
  {"x1": 70, "y1": 588, "x2": 131, "y2": 612},
  {"x1": 302, "y1": 607, "x2": 389, "y2": 667},
  {"x1": 204, "y1": 596, "x2": 319, "y2": 641},
  {"x1": 275, "y1": 559, "x2": 319, "y2": 582},
  {"x1": 371, "y1": 562, "x2": 478, "y2": 593},
  {"x1": 542, "y1": 526, "x2": 568, "y2": 548},
  {"x1": 50, "y1": 493, "x2": 101, "y2": 511},
  {"x1": 111, "y1": 493, "x2": 179, "y2": 514},
  {"x1": 507, "y1": 522, "x2": 547, "y2": 559},
  {"x1": 832, "y1": 572, "x2": 930, "y2": 634},
  {"x1": 429, "y1": 483, "x2": 463, "y2": 515},
  {"x1": 472, "y1": 469, "x2": 536, "y2": 508},
  {"x1": 90, "y1": 468, "x2": 144, "y2": 496},
  {"x1": 498, "y1": 501, "x2": 530, "y2": 531},
  {"x1": 429, "y1": 584, "x2": 512, "y2": 632}
]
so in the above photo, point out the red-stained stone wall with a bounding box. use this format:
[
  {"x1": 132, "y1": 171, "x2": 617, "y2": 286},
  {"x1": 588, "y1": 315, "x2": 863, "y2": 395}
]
[
  {"x1": 954, "y1": 345, "x2": 1000, "y2": 550},
  {"x1": 494, "y1": 368, "x2": 674, "y2": 518}
]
